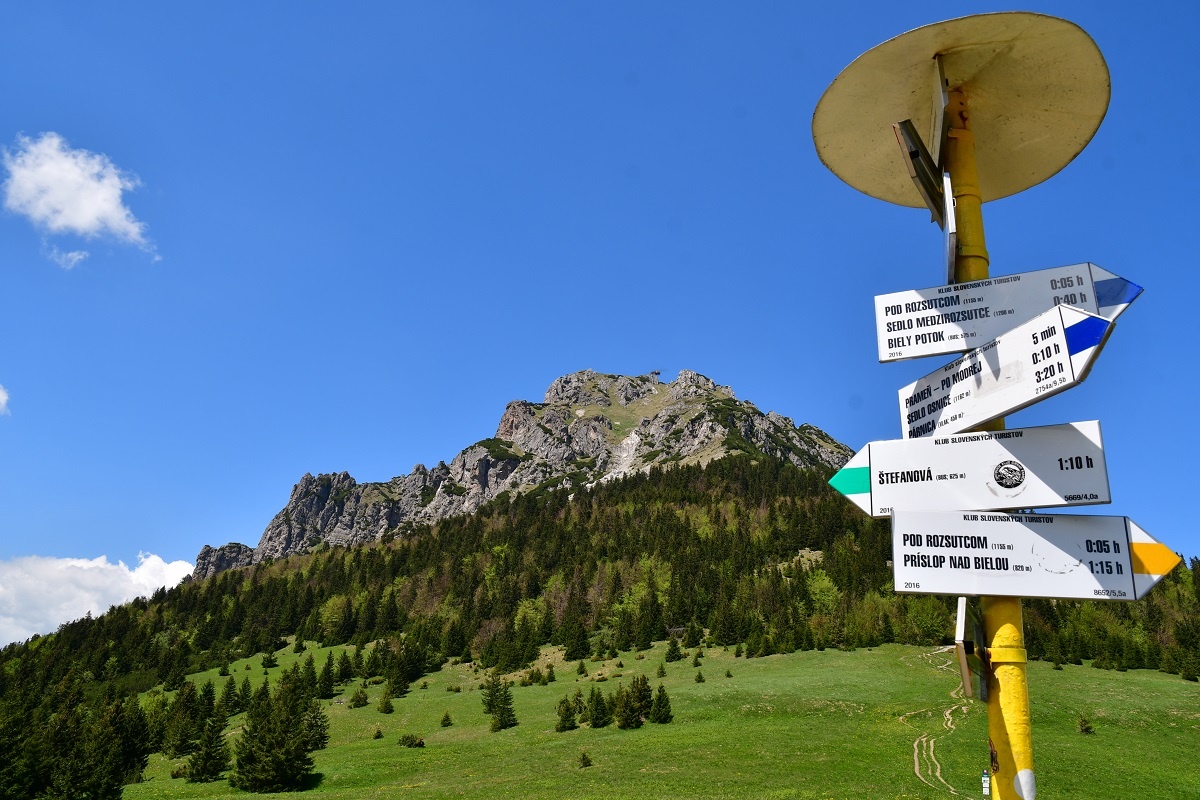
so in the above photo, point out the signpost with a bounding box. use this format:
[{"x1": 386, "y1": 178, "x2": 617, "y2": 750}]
[
  {"x1": 898, "y1": 304, "x2": 1113, "y2": 439},
  {"x1": 812, "y1": 12, "x2": 1176, "y2": 799},
  {"x1": 876, "y1": 262, "x2": 1141, "y2": 362},
  {"x1": 829, "y1": 420, "x2": 1110, "y2": 518},
  {"x1": 892, "y1": 510, "x2": 1180, "y2": 601}
]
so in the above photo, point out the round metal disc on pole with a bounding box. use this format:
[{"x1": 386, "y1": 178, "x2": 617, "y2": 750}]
[{"x1": 812, "y1": 12, "x2": 1109, "y2": 207}]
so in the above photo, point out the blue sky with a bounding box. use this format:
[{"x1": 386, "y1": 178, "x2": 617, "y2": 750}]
[{"x1": 2, "y1": 2, "x2": 1195, "y2": 643}]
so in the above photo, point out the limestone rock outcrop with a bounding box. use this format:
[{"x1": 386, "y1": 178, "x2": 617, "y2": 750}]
[{"x1": 193, "y1": 369, "x2": 852, "y2": 577}]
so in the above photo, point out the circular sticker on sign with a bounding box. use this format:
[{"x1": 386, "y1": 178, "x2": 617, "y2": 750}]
[{"x1": 993, "y1": 460, "x2": 1026, "y2": 489}]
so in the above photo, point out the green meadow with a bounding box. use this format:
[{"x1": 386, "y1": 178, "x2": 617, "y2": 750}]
[{"x1": 127, "y1": 642, "x2": 1200, "y2": 799}]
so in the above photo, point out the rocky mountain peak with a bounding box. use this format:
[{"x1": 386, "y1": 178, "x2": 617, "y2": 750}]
[{"x1": 193, "y1": 369, "x2": 851, "y2": 577}]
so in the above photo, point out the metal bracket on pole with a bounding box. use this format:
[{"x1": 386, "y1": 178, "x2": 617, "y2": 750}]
[
  {"x1": 943, "y1": 173, "x2": 957, "y2": 283},
  {"x1": 955, "y1": 596, "x2": 989, "y2": 701},
  {"x1": 929, "y1": 55, "x2": 950, "y2": 172},
  {"x1": 893, "y1": 119, "x2": 945, "y2": 229}
]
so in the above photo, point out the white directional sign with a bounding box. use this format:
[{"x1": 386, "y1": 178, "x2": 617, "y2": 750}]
[
  {"x1": 899, "y1": 304, "x2": 1112, "y2": 439},
  {"x1": 876, "y1": 262, "x2": 1141, "y2": 362},
  {"x1": 891, "y1": 510, "x2": 1180, "y2": 601},
  {"x1": 828, "y1": 421, "x2": 1110, "y2": 518}
]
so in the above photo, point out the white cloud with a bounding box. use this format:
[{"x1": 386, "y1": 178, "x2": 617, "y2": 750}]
[
  {"x1": 2, "y1": 132, "x2": 154, "y2": 262},
  {"x1": 49, "y1": 247, "x2": 88, "y2": 270},
  {"x1": 0, "y1": 552, "x2": 192, "y2": 646},
  {"x1": 0, "y1": 385, "x2": 8, "y2": 416}
]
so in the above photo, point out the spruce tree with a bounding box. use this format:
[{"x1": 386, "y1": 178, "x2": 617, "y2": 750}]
[
  {"x1": 377, "y1": 684, "x2": 394, "y2": 714},
  {"x1": 240, "y1": 676, "x2": 253, "y2": 711},
  {"x1": 683, "y1": 621, "x2": 702, "y2": 648},
  {"x1": 41, "y1": 705, "x2": 125, "y2": 800},
  {"x1": 648, "y1": 684, "x2": 673, "y2": 723},
  {"x1": 301, "y1": 654, "x2": 318, "y2": 697},
  {"x1": 198, "y1": 680, "x2": 217, "y2": 723},
  {"x1": 337, "y1": 650, "x2": 355, "y2": 683},
  {"x1": 480, "y1": 671, "x2": 503, "y2": 716},
  {"x1": 587, "y1": 686, "x2": 612, "y2": 728},
  {"x1": 185, "y1": 718, "x2": 229, "y2": 783},
  {"x1": 555, "y1": 695, "x2": 578, "y2": 732},
  {"x1": 348, "y1": 687, "x2": 369, "y2": 708},
  {"x1": 352, "y1": 645, "x2": 366, "y2": 677},
  {"x1": 364, "y1": 645, "x2": 383, "y2": 678},
  {"x1": 229, "y1": 673, "x2": 324, "y2": 792},
  {"x1": 490, "y1": 679, "x2": 518, "y2": 731},
  {"x1": 220, "y1": 675, "x2": 241, "y2": 716},
  {"x1": 613, "y1": 683, "x2": 641, "y2": 729},
  {"x1": 665, "y1": 636, "x2": 683, "y2": 662},
  {"x1": 302, "y1": 701, "x2": 329, "y2": 751},
  {"x1": 630, "y1": 674, "x2": 653, "y2": 720},
  {"x1": 163, "y1": 682, "x2": 200, "y2": 758},
  {"x1": 108, "y1": 696, "x2": 152, "y2": 785},
  {"x1": 317, "y1": 651, "x2": 336, "y2": 699}
]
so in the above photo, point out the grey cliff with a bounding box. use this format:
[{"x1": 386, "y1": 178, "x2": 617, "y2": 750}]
[{"x1": 193, "y1": 369, "x2": 852, "y2": 577}]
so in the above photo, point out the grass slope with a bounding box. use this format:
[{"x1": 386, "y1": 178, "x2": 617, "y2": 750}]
[{"x1": 127, "y1": 643, "x2": 1200, "y2": 799}]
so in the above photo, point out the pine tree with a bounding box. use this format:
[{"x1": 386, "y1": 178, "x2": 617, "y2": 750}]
[
  {"x1": 317, "y1": 651, "x2": 336, "y2": 699},
  {"x1": 198, "y1": 680, "x2": 217, "y2": 723},
  {"x1": 377, "y1": 684, "x2": 394, "y2": 714},
  {"x1": 630, "y1": 674, "x2": 652, "y2": 720},
  {"x1": 41, "y1": 705, "x2": 125, "y2": 800},
  {"x1": 441, "y1": 711, "x2": 453, "y2": 727},
  {"x1": 337, "y1": 650, "x2": 355, "y2": 683},
  {"x1": 108, "y1": 696, "x2": 152, "y2": 785},
  {"x1": 555, "y1": 695, "x2": 578, "y2": 732},
  {"x1": 352, "y1": 645, "x2": 366, "y2": 677},
  {"x1": 229, "y1": 674, "x2": 324, "y2": 792},
  {"x1": 302, "y1": 701, "x2": 329, "y2": 751},
  {"x1": 613, "y1": 683, "x2": 641, "y2": 729},
  {"x1": 364, "y1": 645, "x2": 383, "y2": 678},
  {"x1": 490, "y1": 679, "x2": 518, "y2": 731},
  {"x1": 185, "y1": 718, "x2": 229, "y2": 783},
  {"x1": 301, "y1": 654, "x2": 318, "y2": 697},
  {"x1": 348, "y1": 687, "x2": 369, "y2": 708},
  {"x1": 656, "y1": 662, "x2": 667, "y2": 678},
  {"x1": 220, "y1": 675, "x2": 241, "y2": 716},
  {"x1": 587, "y1": 686, "x2": 612, "y2": 728},
  {"x1": 480, "y1": 671, "x2": 503, "y2": 716},
  {"x1": 648, "y1": 684, "x2": 673, "y2": 723},
  {"x1": 665, "y1": 636, "x2": 683, "y2": 662},
  {"x1": 560, "y1": 590, "x2": 591, "y2": 661},
  {"x1": 163, "y1": 681, "x2": 200, "y2": 758}
]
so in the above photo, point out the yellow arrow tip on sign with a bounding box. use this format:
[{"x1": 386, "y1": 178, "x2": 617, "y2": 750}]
[{"x1": 1130, "y1": 542, "x2": 1180, "y2": 576}]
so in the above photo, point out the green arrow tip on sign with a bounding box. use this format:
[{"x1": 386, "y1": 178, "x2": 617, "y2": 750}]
[{"x1": 829, "y1": 466, "x2": 870, "y2": 496}]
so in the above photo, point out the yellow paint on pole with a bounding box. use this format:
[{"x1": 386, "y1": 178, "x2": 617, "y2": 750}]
[{"x1": 945, "y1": 89, "x2": 1037, "y2": 800}]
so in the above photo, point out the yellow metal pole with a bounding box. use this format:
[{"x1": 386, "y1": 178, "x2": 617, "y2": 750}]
[{"x1": 942, "y1": 90, "x2": 1037, "y2": 800}]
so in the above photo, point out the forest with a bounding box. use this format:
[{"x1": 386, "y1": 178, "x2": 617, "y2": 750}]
[{"x1": 1, "y1": 454, "x2": 1197, "y2": 797}]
